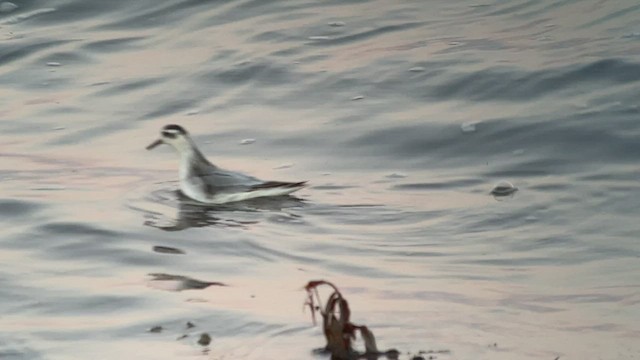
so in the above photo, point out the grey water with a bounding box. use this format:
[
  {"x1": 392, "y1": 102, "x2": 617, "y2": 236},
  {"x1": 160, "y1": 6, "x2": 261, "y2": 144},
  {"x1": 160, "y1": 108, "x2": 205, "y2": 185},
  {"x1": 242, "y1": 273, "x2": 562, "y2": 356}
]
[{"x1": 1, "y1": 0, "x2": 639, "y2": 359}]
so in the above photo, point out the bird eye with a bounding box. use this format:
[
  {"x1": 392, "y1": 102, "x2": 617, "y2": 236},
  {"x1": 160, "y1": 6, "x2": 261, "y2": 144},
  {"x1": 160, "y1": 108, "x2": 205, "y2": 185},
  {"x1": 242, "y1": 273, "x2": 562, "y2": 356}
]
[{"x1": 162, "y1": 130, "x2": 178, "y2": 139}]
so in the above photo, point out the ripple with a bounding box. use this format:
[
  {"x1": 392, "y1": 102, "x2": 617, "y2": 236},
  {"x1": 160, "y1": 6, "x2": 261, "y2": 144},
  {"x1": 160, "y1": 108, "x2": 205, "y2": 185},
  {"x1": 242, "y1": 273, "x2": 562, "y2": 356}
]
[
  {"x1": 432, "y1": 59, "x2": 640, "y2": 102},
  {"x1": 0, "y1": 39, "x2": 72, "y2": 66}
]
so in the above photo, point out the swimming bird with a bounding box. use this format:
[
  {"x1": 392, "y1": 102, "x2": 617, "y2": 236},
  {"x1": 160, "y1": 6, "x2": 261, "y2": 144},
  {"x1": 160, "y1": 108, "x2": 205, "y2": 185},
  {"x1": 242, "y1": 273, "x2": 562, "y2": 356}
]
[{"x1": 146, "y1": 124, "x2": 306, "y2": 204}]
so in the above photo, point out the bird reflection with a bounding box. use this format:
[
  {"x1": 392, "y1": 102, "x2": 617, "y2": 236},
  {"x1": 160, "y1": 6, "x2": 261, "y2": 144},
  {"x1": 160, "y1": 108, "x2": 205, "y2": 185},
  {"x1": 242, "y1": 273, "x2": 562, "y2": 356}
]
[{"x1": 143, "y1": 190, "x2": 307, "y2": 231}]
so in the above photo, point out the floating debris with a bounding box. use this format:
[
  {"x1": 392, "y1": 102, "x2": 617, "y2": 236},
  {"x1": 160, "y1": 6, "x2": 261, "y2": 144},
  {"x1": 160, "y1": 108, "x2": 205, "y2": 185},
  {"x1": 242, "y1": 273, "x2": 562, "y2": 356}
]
[
  {"x1": 148, "y1": 326, "x2": 163, "y2": 333},
  {"x1": 328, "y1": 21, "x2": 345, "y2": 27},
  {"x1": 198, "y1": 333, "x2": 211, "y2": 346},
  {"x1": 186, "y1": 321, "x2": 196, "y2": 329},
  {"x1": 409, "y1": 66, "x2": 426, "y2": 72},
  {"x1": 152, "y1": 246, "x2": 185, "y2": 255},
  {"x1": 351, "y1": 95, "x2": 364, "y2": 101},
  {"x1": 490, "y1": 180, "x2": 518, "y2": 197},
  {"x1": 176, "y1": 334, "x2": 188, "y2": 340},
  {"x1": 461, "y1": 121, "x2": 478, "y2": 133},
  {"x1": 46, "y1": 62, "x2": 61, "y2": 67},
  {"x1": 308, "y1": 36, "x2": 330, "y2": 40},
  {"x1": 239, "y1": 138, "x2": 256, "y2": 145},
  {"x1": 0, "y1": 2, "x2": 18, "y2": 13},
  {"x1": 304, "y1": 280, "x2": 400, "y2": 360}
]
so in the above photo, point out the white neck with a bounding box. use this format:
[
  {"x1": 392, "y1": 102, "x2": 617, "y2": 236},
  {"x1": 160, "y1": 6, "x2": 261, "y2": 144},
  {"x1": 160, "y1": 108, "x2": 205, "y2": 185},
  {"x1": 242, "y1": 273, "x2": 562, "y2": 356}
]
[{"x1": 170, "y1": 137, "x2": 211, "y2": 179}]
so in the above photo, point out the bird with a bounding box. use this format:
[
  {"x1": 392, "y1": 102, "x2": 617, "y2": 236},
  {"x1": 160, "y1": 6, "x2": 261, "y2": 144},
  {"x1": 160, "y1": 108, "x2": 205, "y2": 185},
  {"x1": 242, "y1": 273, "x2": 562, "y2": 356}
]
[{"x1": 146, "y1": 124, "x2": 307, "y2": 204}]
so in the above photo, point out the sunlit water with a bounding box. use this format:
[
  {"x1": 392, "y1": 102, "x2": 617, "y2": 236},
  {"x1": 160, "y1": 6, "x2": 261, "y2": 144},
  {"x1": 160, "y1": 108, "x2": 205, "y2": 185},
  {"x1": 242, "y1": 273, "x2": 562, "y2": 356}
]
[{"x1": 1, "y1": 0, "x2": 639, "y2": 359}]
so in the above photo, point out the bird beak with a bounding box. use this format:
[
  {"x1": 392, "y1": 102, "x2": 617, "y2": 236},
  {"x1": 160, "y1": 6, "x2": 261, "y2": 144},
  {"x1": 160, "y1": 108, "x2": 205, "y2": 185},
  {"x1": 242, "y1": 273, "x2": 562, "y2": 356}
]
[{"x1": 146, "y1": 139, "x2": 163, "y2": 150}]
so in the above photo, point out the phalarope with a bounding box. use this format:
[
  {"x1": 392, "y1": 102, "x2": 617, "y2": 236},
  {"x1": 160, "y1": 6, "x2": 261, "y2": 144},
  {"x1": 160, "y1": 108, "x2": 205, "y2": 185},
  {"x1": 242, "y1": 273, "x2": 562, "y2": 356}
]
[{"x1": 146, "y1": 124, "x2": 307, "y2": 204}]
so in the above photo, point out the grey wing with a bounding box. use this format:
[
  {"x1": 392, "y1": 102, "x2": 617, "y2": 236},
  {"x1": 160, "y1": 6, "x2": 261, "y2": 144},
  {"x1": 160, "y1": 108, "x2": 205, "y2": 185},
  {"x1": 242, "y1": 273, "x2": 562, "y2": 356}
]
[{"x1": 197, "y1": 168, "x2": 262, "y2": 189}]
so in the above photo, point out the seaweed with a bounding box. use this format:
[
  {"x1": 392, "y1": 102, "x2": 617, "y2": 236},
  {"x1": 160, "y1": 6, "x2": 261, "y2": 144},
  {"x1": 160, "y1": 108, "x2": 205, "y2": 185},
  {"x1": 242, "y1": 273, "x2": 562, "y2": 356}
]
[{"x1": 304, "y1": 280, "x2": 400, "y2": 360}]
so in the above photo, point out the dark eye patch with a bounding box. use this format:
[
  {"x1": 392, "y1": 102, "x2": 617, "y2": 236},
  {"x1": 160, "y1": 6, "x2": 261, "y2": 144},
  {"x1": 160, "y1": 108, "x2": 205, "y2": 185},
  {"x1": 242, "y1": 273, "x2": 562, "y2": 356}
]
[{"x1": 162, "y1": 130, "x2": 178, "y2": 139}]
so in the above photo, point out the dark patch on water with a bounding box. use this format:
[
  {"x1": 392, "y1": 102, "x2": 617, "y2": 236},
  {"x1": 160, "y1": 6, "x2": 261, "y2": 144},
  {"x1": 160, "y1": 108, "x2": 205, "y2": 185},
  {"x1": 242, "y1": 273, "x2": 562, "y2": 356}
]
[
  {"x1": 81, "y1": 36, "x2": 147, "y2": 53},
  {"x1": 394, "y1": 179, "x2": 484, "y2": 190},
  {"x1": 36, "y1": 222, "x2": 118, "y2": 237},
  {"x1": 0, "y1": 199, "x2": 42, "y2": 217},
  {"x1": 91, "y1": 77, "x2": 165, "y2": 96},
  {"x1": 152, "y1": 245, "x2": 185, "y2": 255}
]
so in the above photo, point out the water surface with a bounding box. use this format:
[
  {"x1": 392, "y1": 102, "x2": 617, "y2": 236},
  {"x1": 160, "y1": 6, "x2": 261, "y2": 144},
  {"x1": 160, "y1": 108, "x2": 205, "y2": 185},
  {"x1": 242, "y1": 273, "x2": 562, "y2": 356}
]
[{"x1": 1, "y1": 0, "x2": 639, "y2": 359}]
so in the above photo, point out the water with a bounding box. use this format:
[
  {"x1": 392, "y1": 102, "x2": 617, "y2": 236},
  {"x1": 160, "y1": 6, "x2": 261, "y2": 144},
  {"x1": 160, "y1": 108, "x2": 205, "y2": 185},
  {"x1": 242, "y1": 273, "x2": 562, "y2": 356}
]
[{"x1": 1, "y1": 0, "x2": 639, "y2": 359}]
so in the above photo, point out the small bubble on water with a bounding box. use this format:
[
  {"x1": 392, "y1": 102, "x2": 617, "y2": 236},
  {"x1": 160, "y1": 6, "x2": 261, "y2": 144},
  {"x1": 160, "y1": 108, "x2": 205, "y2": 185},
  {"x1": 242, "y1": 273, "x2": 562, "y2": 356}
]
[
  {"x1": 0, "y1": 2, "x2": 18, "y2": 13},
  {"x1": 274, "y1": 163, "x2": 293, "y2": 170},
  {"x1": 328, "y1": 21, "x2": 345, "y2": 27},
  {"x1": 239, "y1": 138, "x2": 255, "y2": 145},
  {"x1": 409, "y1": 66, "x2": 425, "y2": 72},
  {"x1": 351, "y1": 95, "x2": 364, "y2": 101},
  {"x1": 461, "y1": 121, "x2": 478, "y2": 133},
  {"x1": 46, "y1": 62, "x2": 61, "y2": 67},
  {"x1": 308, "y1": 36, "x2": 330, "y2": 40},
  {"x1": 490, "y1": 180, "x2": 518, "y2": 197},
  {"x1": 386, "y1": 172, "x2": 408, "y2": 179}
]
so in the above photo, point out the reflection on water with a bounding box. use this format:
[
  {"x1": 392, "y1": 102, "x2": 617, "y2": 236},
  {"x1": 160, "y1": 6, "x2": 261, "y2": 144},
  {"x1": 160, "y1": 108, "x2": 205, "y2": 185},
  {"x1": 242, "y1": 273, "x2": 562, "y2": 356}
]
[
  {"x1": 1, "y1": 0, "x2": 640, "y2": 359},
  {"x1": 147, "y1": 273, "x2": 227, "y2": 292},
  {"x1": 132, "y1": 182, "x2": 306, "y2": 231}
]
